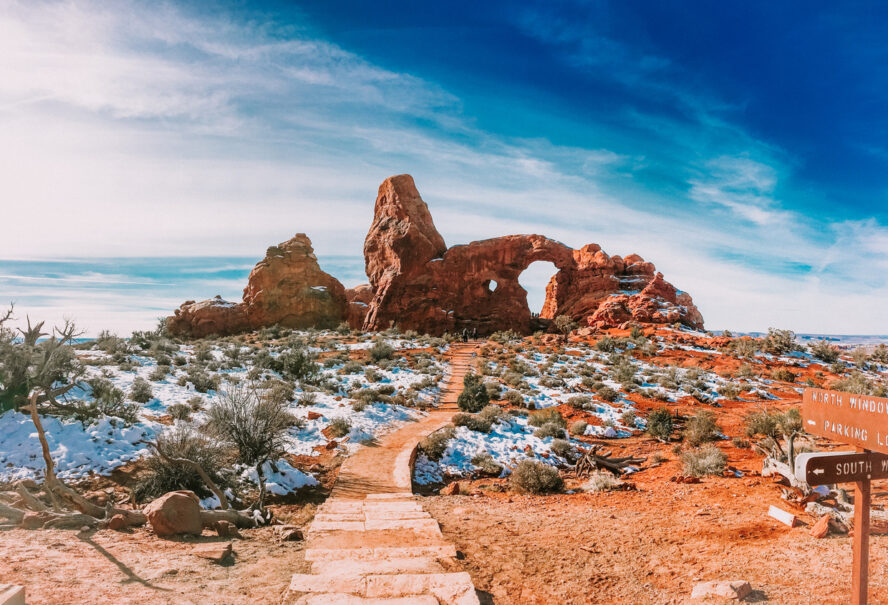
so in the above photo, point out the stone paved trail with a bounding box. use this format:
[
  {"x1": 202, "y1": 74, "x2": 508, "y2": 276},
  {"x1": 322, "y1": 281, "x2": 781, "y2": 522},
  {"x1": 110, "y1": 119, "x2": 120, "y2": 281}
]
[{"x1": 283, "y1": 343, "x2": 481, "y2": 604}]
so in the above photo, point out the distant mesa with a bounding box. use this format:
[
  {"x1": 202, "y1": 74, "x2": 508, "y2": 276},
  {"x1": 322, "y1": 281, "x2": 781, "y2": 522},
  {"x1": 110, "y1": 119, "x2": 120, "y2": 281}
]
[{"x1": 166, "y1": 174, "x2": 703, "y2": 337}]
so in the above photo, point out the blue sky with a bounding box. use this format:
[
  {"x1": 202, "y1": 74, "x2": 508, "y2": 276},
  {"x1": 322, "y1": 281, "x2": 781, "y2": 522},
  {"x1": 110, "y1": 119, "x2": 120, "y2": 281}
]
[{"x1": 1, "y1": 1, "x2": 887, "y2": 334}]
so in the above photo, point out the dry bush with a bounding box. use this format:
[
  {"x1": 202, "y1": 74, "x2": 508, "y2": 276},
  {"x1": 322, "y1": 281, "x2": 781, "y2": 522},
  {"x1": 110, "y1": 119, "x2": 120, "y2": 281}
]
[
  {"x1": 683, "y1": 410, "x2": 721, "y2": 447},
  {"x1": 509, "y1": 459, "x2": 563, "y2": 493},
  {"x1": 420, "y1": 427, "x2": 455, "y2": 460},
  {"x1": 135, "y1": 424, "x2": 232, "y2": 502},
  {"x1": 646, "y1": 407, "x2": 673, "y2": 441},
  {"x1": 583, "y1": 471, "x2": 622, "y2": 492},
  {"x1": 528, "y1": 407, "x2": 566, "y2": 428},
  {"x1": 328, "y1": 417, "x2": 351, "y2": 438},
  {"x1": 681, "y1": 445, "x2": 727, "y2": 477},
  {"x1": 569, "y1": 420, "x2": 588, "y2": 435}
]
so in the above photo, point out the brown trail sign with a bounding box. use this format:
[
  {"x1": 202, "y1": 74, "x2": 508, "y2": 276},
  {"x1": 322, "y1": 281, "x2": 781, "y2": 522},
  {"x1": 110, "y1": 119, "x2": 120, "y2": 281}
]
[{"x1": 802, "y1": 387, "x2": 888, "y2": 605}]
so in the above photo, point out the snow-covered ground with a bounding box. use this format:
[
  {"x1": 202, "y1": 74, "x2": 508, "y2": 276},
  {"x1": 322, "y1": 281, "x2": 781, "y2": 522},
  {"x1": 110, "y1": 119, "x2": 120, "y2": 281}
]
[{"x1": 0, "y1": 331, "x2": 446, "y2": 497}]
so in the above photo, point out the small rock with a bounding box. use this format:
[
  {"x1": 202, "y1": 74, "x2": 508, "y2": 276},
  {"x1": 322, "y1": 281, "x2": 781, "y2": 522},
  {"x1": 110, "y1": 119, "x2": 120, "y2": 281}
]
[
  {"x1": 324, "y1": 440, "x2": 338, "y2": 450},
  {"x1": 273, "y1": 525, "x2": 303, "y2": 542},
  {"x1": 79, "y1": 525, "x2": 91, "y2": 533},
  {"x1": 691, "y1": 580, "x2": 752, "y2": 601},
  {"x1": 810, "y1": 515, "x2": 830, "y2": 539},
  {"x1": 107, "y1": 514, "x2": 128, "y2": 531},
  {"x1": 193, "y1": 542, "x2": 233, "y2": 563},
  {"x1": 307, "y1": 411, "x2": 323, "y2": 420},
  {"x1": 214, "y1": 520, "x2": 242, "y2": 539},
  {"x1": 440, "y1": 482, "x2": 460, "y2": 496}
]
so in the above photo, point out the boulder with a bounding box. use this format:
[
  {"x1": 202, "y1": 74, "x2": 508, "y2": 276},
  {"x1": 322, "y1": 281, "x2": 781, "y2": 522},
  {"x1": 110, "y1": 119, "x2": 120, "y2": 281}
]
[
  {"x1": 166, "y1": 234, "x2": 347, "y2": 337},
  {"x1": 690, "y1": 580, "x2": 752, "y2": 601},
  {"x1": 107, "y1": 514, "x2": 128, "y2": 531},
  {"x1": 810, "y1": 514, "x2": 830, "y2": 538},
  {"x1": 440, "y1": 482, "x2": 460, "y2": 496},
  {"x1": 144, "y1": 491, "x2": 203, "y2": 537},
  {"x1": 273, "y1": 525, "x2": 304, "y2": 542}
]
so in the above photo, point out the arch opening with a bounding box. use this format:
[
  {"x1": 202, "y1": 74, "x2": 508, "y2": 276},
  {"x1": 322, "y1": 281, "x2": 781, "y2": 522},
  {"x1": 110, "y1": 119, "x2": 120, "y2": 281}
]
[
  {"x1": 484, "y1": 279, "x2": 498, "y2": 293},
  {"x1": 518, "y1": 261, "x2": 558, "y2": 318}
]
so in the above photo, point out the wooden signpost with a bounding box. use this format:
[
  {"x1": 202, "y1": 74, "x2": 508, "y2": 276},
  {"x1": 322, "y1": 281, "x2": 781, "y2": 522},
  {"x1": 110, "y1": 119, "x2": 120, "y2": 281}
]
[{"x1": 801, "y1": 387, "x2": 888, "y2": 605}]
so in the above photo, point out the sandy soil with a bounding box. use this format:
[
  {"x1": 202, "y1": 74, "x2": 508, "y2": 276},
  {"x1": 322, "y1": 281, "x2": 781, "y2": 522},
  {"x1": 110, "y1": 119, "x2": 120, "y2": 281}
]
[
  {"x1": 425, "y1": 472, "x2": 888, "y2": 605},
  {"x1": 1, "y1": 522, "x2": 313, "y2": 604}
]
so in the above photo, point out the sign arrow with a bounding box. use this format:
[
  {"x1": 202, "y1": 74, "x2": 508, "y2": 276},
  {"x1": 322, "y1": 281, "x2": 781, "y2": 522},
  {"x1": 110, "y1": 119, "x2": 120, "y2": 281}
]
[{"x1": 813, "y1": 468, "x2": 824, "y2": 475}]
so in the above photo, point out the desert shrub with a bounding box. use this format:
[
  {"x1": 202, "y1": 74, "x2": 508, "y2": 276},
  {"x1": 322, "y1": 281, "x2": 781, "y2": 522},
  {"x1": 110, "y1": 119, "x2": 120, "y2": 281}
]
[
  {"x1": 186, "y1": 367, "x2": 219, "y2": 393},
  {"x1": 744, "y1": 409, "x2": 779, "y2": 438},
  {"x1": 569, "y1": 420, "x2": 588, "y2": 435},
  {"x1": 770, "y1": 368, "x2": 796, "y2": 383},
  {"x1": 297, "y1": 391, "x2": 318, "y2": 407},
  {"x1": 762, "y1": 328, "x2": 797, "y2": 355},
  {"x1": 550, "y1": 438, "x2": 574, "y2": 459},
  {"x1": 454, "y1": 412, "x2": 490, "y2": 432},
  {"x1": 420, "y1": 427, "x2": 455, "y2": 460},
  {"x1": 167, "y1": 403, "x2": 192, "y2": 421},
  {"x1": 851, "y1": 347, "x2": 870, "y2": 368},
  {"x1": 205, "y1": 382, "x2": 300, "y2": 508},
  {"x1": 457, "y1": 373, "x2": 490, "y2": 412},
  {"x1": 539, "y1": 375, "x2": 564, "y2": 388},
  {"x1": 328, "y1": 417, "x2": 352, "y2": 438},
  {"x1": 55, "y1": 377, "x2": 140, "y2": 426},
  {"x1": 377, "y1": 384, "x2": 396, "y2": 396},
  {"x1": 683, "y1": 410, "x2": 721, "y2": 447},
  {"x1": 732, "y1": 437, "x2": 750, "y2": 449},
  {"x1": 717, "y1": 383, "x2": 742, "y2": 399},
  {"x1": 871, "y1": 344, "x2": 888, "y2": 364},
  {"x1": 135, "y1": 424, "x2": 232, "y2": 502},
  {"x1": 727, "y1": 338, "x2": 759, "y2": 358},
  {"x1": 148, "y1": 365, "x2": 170, "y2": 382},
  {"x1": 509, "y1": 459, "x2": 563, "y2": 493},
  {"x1": 567, "y1": 395, "x2": 591, "y2": 410},
  {"x1": 620, "y1": 410, "x2": 636, "y2": 427},
  {"x1": 502, "y1": 371, "x2": 528, "y2": 389},
  {"x1": 809, "y1": 340, "x2": 840, "y2": 363},
  {"x1": 681, "y1": 446, "x2": 727, "y2": 477},
  {"x1": 596, "y1": 386, "x2": 619, "y2": 402},
  {"x1": 528, "y1": 408, "x2": 566, "y2": 428},
  {"x1": 364, "y1": 368, "x2": 382, "y2": 382},
  {"x1": 595, "y1": 336, "x2": 618, "y2": 353},
  {"x1": 646, "y1": 407, "x2": 673, "y2": 441},
  {"x1": 534, "y1": 422, "x2": 567, "y2": 439},
  {"x1": 736, "y1": 363, "x2": 755, "y2": 379},
  {"x1": 503, "y1": 390, "x2": 525, "y2": 406},
  {"x1": 831, "y1": 371, "x2": 883, "y2": 396},
  {"x1": 339, "y1": 360, "x2": 364, "y2": 374},
  {"x1": 187, "y1": 395, "x2": 205, "y2": 411},
  {"x1": 130, "y1": 377, "x2": 153, "y2": 403},
  {"x1": 584, "y1": 471, "x2": 622, "y2": 492},
  {"x1": 554, "y1": 315, "x2": 577, "y2": 336},
  {"x1": 369, "y1": 338, "x2": 394, "y2": 362},
  {"x1": 471, "y1": 451, "x2": 503, "y2": 476},
  {"x1": 277, "y1": 348, "x2": 319, "y2": 382}
]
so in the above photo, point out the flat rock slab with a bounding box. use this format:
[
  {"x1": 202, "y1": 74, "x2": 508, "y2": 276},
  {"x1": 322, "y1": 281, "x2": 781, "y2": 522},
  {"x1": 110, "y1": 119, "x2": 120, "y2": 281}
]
[
  {"x1": 0, "y1": 585, "x2": 25, "y2": 605},
  {"x1": 691, "y1": 580, "x2": 752, "y2": 601},
  {"x1": 193, "y1": 542, "x2": 233, "y2": 563},
  {"x1": 293, "y1": 595, "x2": 439, "y2": 605},
  {"x1": 305, "y1": 544, "x2": 458, "y2": 562},
  {"x1": 311, "y1": 558, "x2": 446, "y2": 576}
]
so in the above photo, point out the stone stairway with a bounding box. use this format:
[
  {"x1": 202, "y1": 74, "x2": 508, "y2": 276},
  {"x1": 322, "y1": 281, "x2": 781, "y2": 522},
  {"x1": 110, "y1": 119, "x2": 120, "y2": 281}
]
[{"x1": 283, "y1": 343, "x2": 481, "y2": 604}]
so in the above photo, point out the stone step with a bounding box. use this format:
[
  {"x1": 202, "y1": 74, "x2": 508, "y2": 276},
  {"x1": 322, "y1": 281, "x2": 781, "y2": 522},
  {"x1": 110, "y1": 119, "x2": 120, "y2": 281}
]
[
  {"x1": 366, "y1": 573, "x2": 478, "y2": 605},
  {"x1": 293, "y1": 594, "x2": 439, "y2": 605},
  {"x1": 365, "y1": 493, "x2": 415, "y2": 501},
  {"x1": 288, "y1": 572, "x2": 475, "y2": 605},
  {"x1": 311, "y1": 557, "x2": 446, "y2": 576},
  {"x1": 305, "y1": 544, "x2": 458, "y2": 562},
  {"x1": 0, "y1": 586, "x2": 25, "y2": 605},
  {"x1": 363, "y1": 510, "x2": 431, "y2": 521}
]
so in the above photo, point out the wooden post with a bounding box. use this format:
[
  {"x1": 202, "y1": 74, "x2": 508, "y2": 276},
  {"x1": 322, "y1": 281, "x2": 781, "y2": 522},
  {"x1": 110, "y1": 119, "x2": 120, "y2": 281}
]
[{"x1": 852, "y1": 457, "x2": 871, "y2": 605}]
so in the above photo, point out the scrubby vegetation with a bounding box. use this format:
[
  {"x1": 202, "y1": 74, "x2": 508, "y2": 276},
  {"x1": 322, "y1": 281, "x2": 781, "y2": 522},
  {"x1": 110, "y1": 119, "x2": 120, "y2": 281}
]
[{"x1": 509, "y1": 459, "x2": 563, "y2": 493}]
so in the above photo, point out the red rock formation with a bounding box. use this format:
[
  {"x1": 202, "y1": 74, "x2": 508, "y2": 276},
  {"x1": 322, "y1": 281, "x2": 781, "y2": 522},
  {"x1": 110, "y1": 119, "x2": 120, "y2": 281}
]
[
  {"x1": 167, "y1": 174, "x2": 703, "y2": 337},
  {"x1": 166, "y1": 234, "x2": 347, "y2": 337},
  {"x1": 360, "y1": 175, "x2": 703, "y2": 334}
]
